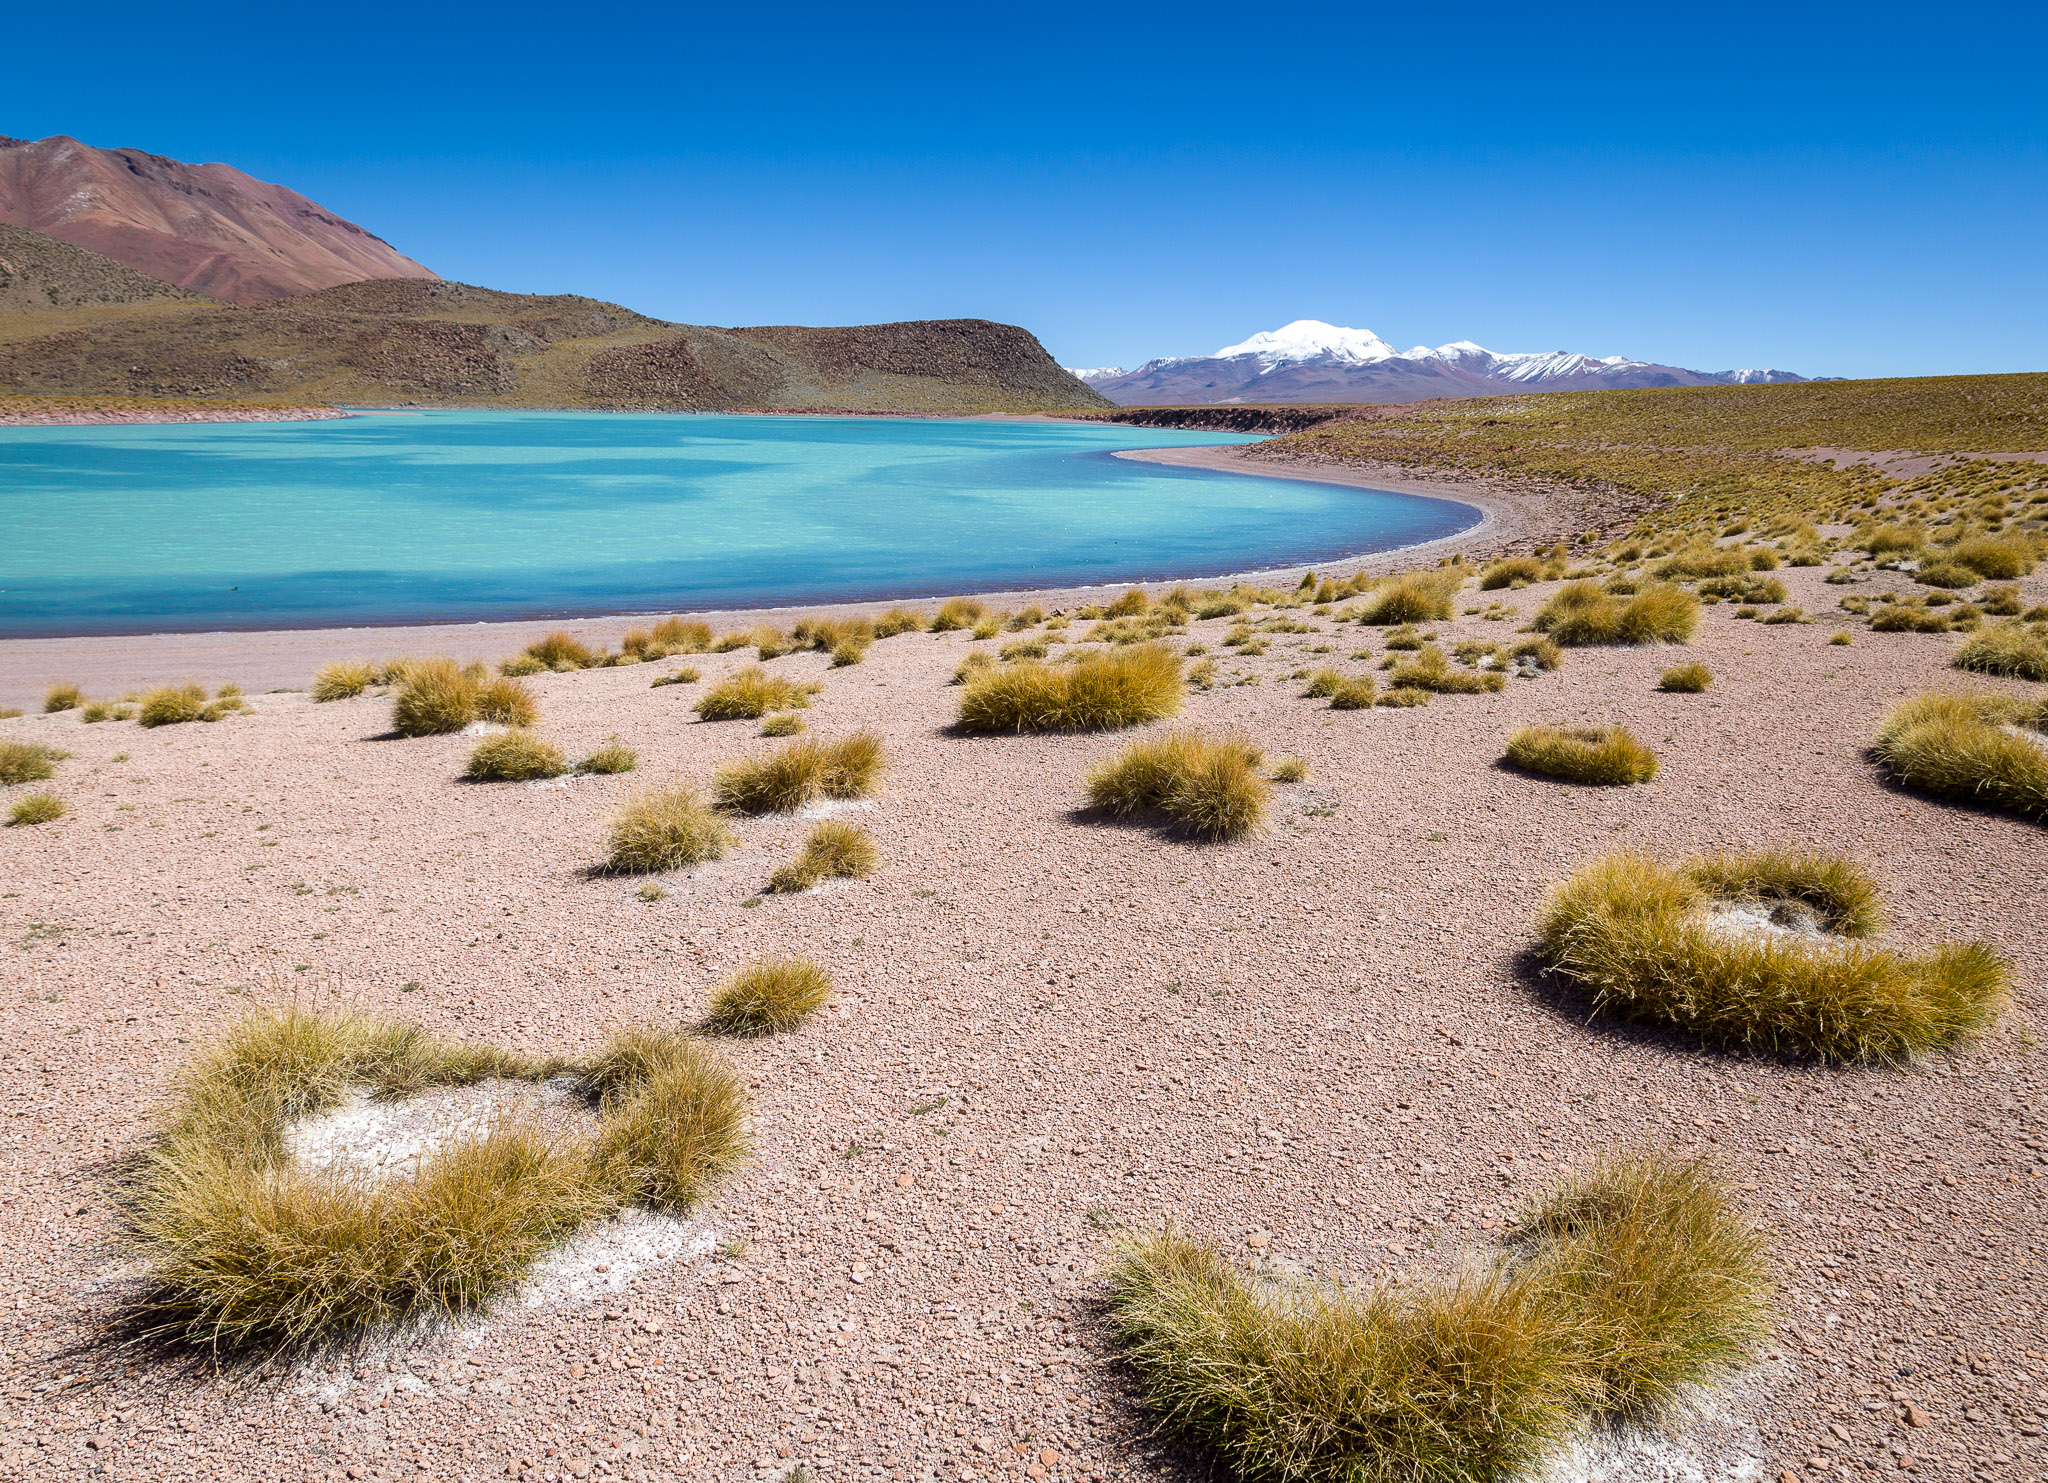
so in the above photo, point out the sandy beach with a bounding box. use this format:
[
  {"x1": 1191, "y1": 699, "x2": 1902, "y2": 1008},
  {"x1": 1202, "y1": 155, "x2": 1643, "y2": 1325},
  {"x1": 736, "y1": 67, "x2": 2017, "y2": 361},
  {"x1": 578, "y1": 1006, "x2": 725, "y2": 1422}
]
[{"x1": 1, "y1": 542, "x2": 2043, "y2": 1483}]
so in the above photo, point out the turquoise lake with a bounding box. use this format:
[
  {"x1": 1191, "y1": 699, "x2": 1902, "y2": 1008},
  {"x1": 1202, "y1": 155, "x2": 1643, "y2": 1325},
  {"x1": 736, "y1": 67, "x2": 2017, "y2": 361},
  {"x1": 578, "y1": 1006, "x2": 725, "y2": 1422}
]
[{"x1": 0, "y1": 410, "x2": 1479, "y2": 636}]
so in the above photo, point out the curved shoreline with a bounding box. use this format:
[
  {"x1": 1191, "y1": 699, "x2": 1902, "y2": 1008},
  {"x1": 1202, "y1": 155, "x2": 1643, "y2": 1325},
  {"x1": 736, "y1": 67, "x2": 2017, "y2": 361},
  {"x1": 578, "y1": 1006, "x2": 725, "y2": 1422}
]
[{"x1": 0, "y1": 434, "x2": 1611, "y2": 706}]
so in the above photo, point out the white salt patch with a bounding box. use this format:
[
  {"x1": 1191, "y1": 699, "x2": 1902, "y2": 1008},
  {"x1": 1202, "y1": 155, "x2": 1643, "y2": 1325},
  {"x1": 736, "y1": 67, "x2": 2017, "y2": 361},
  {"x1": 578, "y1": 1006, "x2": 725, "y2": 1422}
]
[
  {"x1": 797, "y1": 798, "x2": 876, "y2": 820},
  {"x1": 800, "y1": 876, "x2": 859, "y2": 897},
  {"x1": 519, "y1": 1208, "x2": 719, "y2": 1307},
  {"x1": 525, "y1": 774, "x2": 579, "y2": 790},
  {"x1": 459, "y1": 720, "x2": 508, "y2": 736},
  {"x1": 1695, "y1": 900, "x2": 1837, "y2": 947},
  {"x1": 1534, "y1": 1364, "x2": 1784, "y2": 1483},
  {"x1": 284, "y1": 1077, "x2": 591, "y2": 1179}
]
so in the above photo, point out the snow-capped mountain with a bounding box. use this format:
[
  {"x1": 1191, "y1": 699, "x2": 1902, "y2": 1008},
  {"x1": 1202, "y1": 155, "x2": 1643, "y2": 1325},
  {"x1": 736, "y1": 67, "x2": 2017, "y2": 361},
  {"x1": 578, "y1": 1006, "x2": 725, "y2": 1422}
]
[
  {"x1": 1060, "y1": 365, "x2": 1127, "y2": 382},
  {"x1": 1076, "y1": 320, "x2": 1808, "y2": 406}
]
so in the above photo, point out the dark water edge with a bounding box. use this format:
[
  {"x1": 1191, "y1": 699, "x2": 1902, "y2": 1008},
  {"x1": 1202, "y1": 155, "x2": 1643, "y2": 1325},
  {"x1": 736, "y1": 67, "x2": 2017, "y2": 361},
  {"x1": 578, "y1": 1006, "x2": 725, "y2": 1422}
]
[{"x1": 0, "y1": 496, "x2": 1480, "y2": 640}]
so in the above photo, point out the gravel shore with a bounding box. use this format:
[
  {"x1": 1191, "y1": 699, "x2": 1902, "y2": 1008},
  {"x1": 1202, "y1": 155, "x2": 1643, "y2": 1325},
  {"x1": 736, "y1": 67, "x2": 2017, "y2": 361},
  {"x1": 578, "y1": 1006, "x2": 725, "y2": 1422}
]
[{"x1": 1, "y1": 556, "x2": 2043, "y2": 1483}]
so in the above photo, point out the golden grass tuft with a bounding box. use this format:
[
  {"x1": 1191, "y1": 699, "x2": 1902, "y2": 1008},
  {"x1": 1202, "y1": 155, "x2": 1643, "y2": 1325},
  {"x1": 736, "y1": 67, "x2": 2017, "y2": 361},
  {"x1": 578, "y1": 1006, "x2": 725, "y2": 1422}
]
[
  {"x1": 1954, "y1": 621, "x2": 2048, "y2": 681},
  {"x1": 462, "y1": 731, "x2": 567, "y2": 782},
  {"x1": 761, "y1": 711, "x2": 806, "y2": 736},
  {"x1": 1872, "y1": 691, "x2": 2047, "y2": 821},
  {"x1": 713, "y1": 731, "x2": 885, "y2": 814},
  {"x1": 1536, "y1": 852, "x2": 2008, "y2": 1062},
  {"x1": 1329, "y1": 676, "x2": 1378, "y2": 710},
  {"x1": 1659, "y1": 662, "x2": 1713, "y2": 692},
  {"x1": 311, "y1": 661, "x2": 377, "y2": 702},
  {"x1": 1945, "y1": 533, "x2": 2038, "y2": 580},
  {"x1": 872, "y1": 606, "x2": 926, "y2": 638},
  {"x1": 44, "y1": 682, "x2": 83, "y2": 713},
  {"x1": 1270, "y1": 757, "x2": 1309, "y2": 782},
  {"x1": 1105, "y1": 1148, "x2": 1769, "y2": 1483},
  {"x1": 953, "y1": 651, "x2": 995, "y2": 685},
  {"x1": 693, "y1": 666, "x2": 817, "y2": 721},
  {"x1": 1536, "y1": 582, "x2": 1699, "y2": 646},
  {"x1": 928, "y1": 597, "x2": 987, "y2": 632},
  {"x1": 767, "y1": 820, "x2": 879, "y2": 893},
  {"x1": 1478, "y1": 555, "x2": 1551, "y2": 589},
  {"x1": 578, "y1": 737, "x2": 638, "y2": 774},
  {"x1": 138, "y1": 683, "x2": 210, "y2": 727},
  {"x1": 957, "y1": 644, "x2": 1182, "y2": 733},
  {"x1": 128, "y1": 1006, "x2": 745, "y2": 1353},
  {"x1": 1357, "y1": 570, "x2": 1460, "y2": 625},
  {"x1": 1505, "y1": 726, "x2": 1659, "y2": 785},
  {"x1": 0, "y1": 739, "x2": 62, "y2": 784},
  {"x1": 703, "y1": 957, "x2": 834, "y2": 1036},
  {"x1": 1085, "y1": 730, "x2": 1268, "y2": 841},
  {"x1": 604, "y1": 786, "x2": 733, "y2": 872},
  {"x1": 523, "y1": 631, "x2": 603, "y2": 670},
  {"x1": 390, "y1": 658, "x2": 473, "y2": 736},
  {"x1": 8, "y1": 791, "x2": 65, "y2": 826},
  {"x1": 621, "y1": 618, "x2": 713, "y2": 661},
  {"x1": 1389, "y1": 647, "x2": 1507, "y2": 694}
]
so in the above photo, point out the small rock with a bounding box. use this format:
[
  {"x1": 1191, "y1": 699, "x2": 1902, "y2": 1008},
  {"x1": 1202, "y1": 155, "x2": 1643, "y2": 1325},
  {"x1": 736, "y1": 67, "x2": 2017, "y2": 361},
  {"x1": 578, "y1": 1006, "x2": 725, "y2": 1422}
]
[
  {"x1": 1830, "y1": 1423, "x2": 1852, "y2": 1442},
  {"x1": 1039, "y1": 1448, "x2": 1062, "y2": 1466},
  {"x1": 895, "y1": 1172, "x2": 914, "y2": 1187},
  {"x1": 1904, "y1": 1404, "x2": 1931, "y2": 1428},
  {"x1": 1246, "y1": 1234, "x2": 1269, "y2": 1248}
]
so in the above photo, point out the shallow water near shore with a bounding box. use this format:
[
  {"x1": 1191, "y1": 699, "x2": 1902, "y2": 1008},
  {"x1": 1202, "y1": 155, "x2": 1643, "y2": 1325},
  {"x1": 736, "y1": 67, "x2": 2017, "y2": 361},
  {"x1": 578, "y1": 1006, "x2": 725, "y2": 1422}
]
[{"x1": 0, "y1": 409, "x2": 1478, "y2": 636}]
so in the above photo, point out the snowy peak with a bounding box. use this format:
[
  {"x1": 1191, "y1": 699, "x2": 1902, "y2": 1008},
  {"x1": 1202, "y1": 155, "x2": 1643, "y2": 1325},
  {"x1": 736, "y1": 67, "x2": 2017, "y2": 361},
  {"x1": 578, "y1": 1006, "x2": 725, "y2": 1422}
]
[
  {"x1": 1062, "y1": 365, "x2": 1126, "y2": 384},
  {"x1": 1083, "y1": 320, "x2": 1808, "y2": 406},
  {"x1": 1211, "y1": 319, "x2": 1401, "y2": 367}
]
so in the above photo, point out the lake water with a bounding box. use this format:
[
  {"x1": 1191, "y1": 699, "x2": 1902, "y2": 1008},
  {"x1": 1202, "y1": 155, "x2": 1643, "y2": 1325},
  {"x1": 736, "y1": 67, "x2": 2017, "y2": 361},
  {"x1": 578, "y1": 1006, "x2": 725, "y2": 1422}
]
[{"x1": 0, "y1": 410, "x2": 1479, "y2": 637}]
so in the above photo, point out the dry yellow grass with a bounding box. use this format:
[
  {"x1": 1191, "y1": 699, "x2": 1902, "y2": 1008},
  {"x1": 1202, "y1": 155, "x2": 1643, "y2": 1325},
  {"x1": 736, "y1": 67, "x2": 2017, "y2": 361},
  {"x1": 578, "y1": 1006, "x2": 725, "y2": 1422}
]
[
  {"x1": 1954, "y1": 621, "x2": 2048, "y2": 681},
  {"x1": 0, "y1": 739, "x2": 62, "y2": 784},
  {"x1": 1537, "y1": 852, "x2": 2008, "y2": 1062},
  {"x1": 1085, "y1": 730, "x2": 1269, "y2": 841},
  {"x1": 703, "y1": 958, "x2": 834, "y2": 1035},
  {"x1": 8, "y1": 791, "x2": 65, "y2": 826},
  {"x1": 767, "y1": 820, "x2": 878, "y2": 892},
  {"x1": 1505, "y1": 726, "x2": 1658, "y2": 785},
  {"x1": 311, "y1": 661, "x2": 377, "y2": 701},
  {"x1": 43, "y1": 682, "x2": 83, "y2": 713},
  {"x1": 1872, "y1": 691, "x2": 2047, "y2": 821},
  {"x1": 462, "y1": 731, "x2": 567, "y2": 782},
  {"x1": 1658, "y1": 662, "x2": 1713, "y2": 693},
  {"x1": 604, "y1": 787, "x2": 734, "y2": 872},
  {"x1": 1535, "y1": 583, "x2": 1699, "y2": 646},
  {"x1": 713, "y1": 732, "x2": 885, "y2": 814},
  {"x1": 693, "y1": 666, "x2": 817, "y2": 721},
  {"x1": 1357, "y1": 571, "x2": 1461, "y2": 625},
  {"x1": 957, "y1": 644, "x2": 1183, "y2": 732}
]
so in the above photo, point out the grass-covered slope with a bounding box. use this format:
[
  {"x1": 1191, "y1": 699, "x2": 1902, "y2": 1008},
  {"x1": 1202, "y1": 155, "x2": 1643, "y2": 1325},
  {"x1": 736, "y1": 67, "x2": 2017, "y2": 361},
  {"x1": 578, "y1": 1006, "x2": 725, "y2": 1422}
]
[{"x1": 0, "y1": 274, "x2": 1110, "y2": 414}]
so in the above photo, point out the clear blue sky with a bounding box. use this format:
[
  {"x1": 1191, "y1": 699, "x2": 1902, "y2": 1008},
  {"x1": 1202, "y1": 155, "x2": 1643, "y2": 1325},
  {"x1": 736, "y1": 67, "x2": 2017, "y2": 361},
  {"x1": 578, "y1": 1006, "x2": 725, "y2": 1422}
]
[{"x1": 10, "y1": 1, "x2": 2045, "y2": 379}]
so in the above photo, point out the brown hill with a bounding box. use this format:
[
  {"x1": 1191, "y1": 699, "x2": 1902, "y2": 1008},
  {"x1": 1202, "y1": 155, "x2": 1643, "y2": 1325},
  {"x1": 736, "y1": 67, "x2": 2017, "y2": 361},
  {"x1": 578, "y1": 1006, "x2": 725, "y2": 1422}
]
[
  {"x1": 0, "y1": 221, "x2": 193, "y2": 313},
  {"x1": 0, "y1": 275, "x2": 1111, "y2": 413},
  {"x1": 0, "y1": 134, "x2": 437, "y2": 303}
]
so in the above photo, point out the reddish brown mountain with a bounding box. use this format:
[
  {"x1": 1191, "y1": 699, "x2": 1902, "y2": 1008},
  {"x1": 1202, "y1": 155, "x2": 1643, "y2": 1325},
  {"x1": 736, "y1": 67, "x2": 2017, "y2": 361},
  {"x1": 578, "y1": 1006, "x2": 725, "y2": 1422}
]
[{"x1": 0, "y1": 134, "x2": 437, "y2": 303}]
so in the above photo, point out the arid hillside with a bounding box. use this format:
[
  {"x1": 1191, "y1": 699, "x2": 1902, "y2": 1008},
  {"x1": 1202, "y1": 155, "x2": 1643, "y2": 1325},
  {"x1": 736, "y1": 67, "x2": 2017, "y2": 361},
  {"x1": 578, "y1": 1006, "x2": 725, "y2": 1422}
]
[
  {"x1": 0, "y1": 273, "x2": 1112, "y2": 413},
  {"x1": 0, "y1": 134, "x2": 437, "y2": 302}
]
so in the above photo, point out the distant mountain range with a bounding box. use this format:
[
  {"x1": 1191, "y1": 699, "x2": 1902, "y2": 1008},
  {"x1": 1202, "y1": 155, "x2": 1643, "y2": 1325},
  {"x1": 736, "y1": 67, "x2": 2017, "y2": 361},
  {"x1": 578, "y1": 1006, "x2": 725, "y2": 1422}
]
[
  {"x1": 0, "y1": 133, "x2": 1106, "y2": 414},
  {"x1": 1068, "y1": 320, "x2": 1813, "y2": 405}
]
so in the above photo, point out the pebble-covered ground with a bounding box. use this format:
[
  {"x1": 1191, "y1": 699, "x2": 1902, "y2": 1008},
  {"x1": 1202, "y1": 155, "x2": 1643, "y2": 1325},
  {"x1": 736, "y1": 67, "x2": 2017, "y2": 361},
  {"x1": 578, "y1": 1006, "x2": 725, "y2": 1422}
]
[{"x1": 0, "y1": 555, "x2": 2042, "y2": 1483}]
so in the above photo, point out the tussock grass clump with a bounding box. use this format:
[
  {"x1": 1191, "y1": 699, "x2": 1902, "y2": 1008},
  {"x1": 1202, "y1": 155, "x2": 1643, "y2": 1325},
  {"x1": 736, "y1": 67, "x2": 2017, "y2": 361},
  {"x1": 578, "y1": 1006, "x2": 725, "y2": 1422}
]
[
  {"x1": 621, "y1": 618, "x2": 713, "y2": 661},
  {"x1": 1390, "y1": 647, "x2": 1506, "y2": 694},
  {"x1": 139, "y1": 683, "x2": 210, "y2": 727},
  {"x1": 8, "y1": 792, "x2": 65, "y2": 825},
  {"x1": 1377, "y1": 685, "x2": 1432, "y2": 707},
  {"x1": 473, "y1": 677, "x2": 537, "y2": 727},
  {"x1": 578, "y1": 737, "x2": 638, "y2": 774},
  {"x1": 311, "y1": 661, "x2": 377, "y2": 702},
  {"x1": 953, "y1": 651, "x2": 994, "y2": 685},
  {"x1": 523, "y1": 631, "x2": 603, "y2": 671},
  {"x1": 391, "y1": 658, "x2": 480, "y2": 736},
  {"x1": 957, "y1": 645, "x2": 1182, "y2": 733},
  {"x1": 1946, "y1": 533, "x2": 2038, "y2": 580},
  {"x1": 1478, "y1": 554, "x2": 1552, "y2": 589},
  {"x1": 44, "y1": 682, "x2": 83, "y2": 713},
  {"x1": 1085, "y1": 729, "x2": 1268, "y2": 841},
  {"x1": 1873, "y1": 691, "x2": 2047, "y2": 821},
  {"x1": 1510, "y1": 1150, "x2": 1773, "y2": 1417},
  {"x1": 1105, "y1": 1149, "x2": 1770, "y2": 1483},
  {"x1": 587, "y1": 1032, "x2": 748, "y2": 1212},
  {"x1": 1505, "y1": 726, "x2": 1659, "y2": 785},
  {"x1": 1302, "y1": 667, "x2": 1344, "y2": 698},
  {"x1": 605, "y1": 787, "x2": 733, "y2": 872},
  {"x1": 1954, "y1": 621, "x2": 2048, "y2": 681},
  {"x1": 0, "y1": 739, "x2": 62, "y2": 784},
  {"x1": 928, "y1": 597, "x2": 987, "y2": 632},
  {"x1": 760, "y1": 712, "x2": 806, "y2": 737},
  {"x1": 693, "y1": 666, "x2": 816, "y2": 721},
  {"x1": 767, "y1": 820, "x2": 878, "y2": 892},
  {"x1": 1330, "y1": 676, "x2": 1378, "y2": 709},
  {"x1": 1536, "y1": 852, "x2": 2009, "y2": 1062},
  {"x1": 872, "y1": 606, "x2": 926, "y2": 638},
  {"x1": 1509, "y1": 637, "x2": 1563, "y2": 674},
  {"x1": 1658, "y1": 662, "x2": 1713, "y2": 692},
  {"x1": 1536, "y1": 582, "x2": 1699, "y2": 646},
  {"x1": 713, "y1": 731, "x2": 885, "y2": 814},
  {"x1": 650, "y1": 667, "x2": 700, "y2": 687},
  {"x1": 1271, "y1": 757, "x2": 1309, "y2": 782},
  {"x1": 130, "y1": 1006, "x2": 747, "y2": 1353},
  {"x1": 1870, "y1": 601, "x2": 1951, "y2": 634},
  {"x1": 1357, "y1": 571, "x2": 1460, "y2": 625},
  {"x1": 1697, "y1": 574, "x2": 1787, "y2": 604},
  {"x1": 463, "y1": 731, "x2": 567, "y2": 782},
  {"x1": 703, "y1": 957, "x2": 833, "y2": 1036}
]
